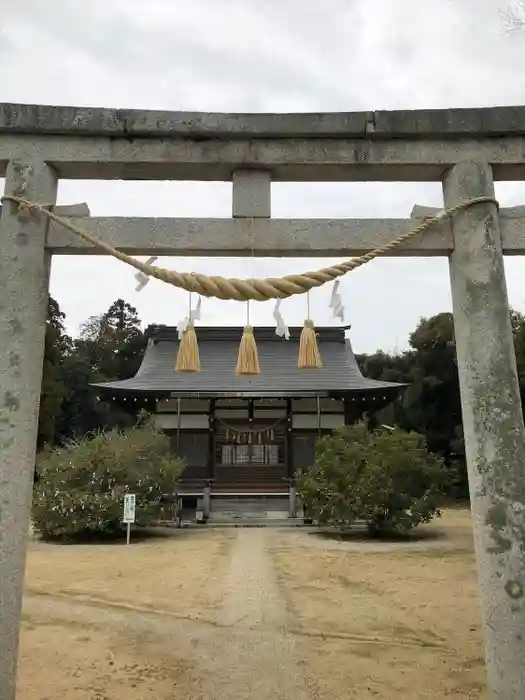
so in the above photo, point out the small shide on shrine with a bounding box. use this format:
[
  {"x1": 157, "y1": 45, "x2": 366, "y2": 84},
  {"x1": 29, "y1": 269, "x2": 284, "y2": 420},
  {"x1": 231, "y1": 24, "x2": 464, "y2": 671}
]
[{"x1": 94, "y1": 324, "x2": 406, "y2": 520}]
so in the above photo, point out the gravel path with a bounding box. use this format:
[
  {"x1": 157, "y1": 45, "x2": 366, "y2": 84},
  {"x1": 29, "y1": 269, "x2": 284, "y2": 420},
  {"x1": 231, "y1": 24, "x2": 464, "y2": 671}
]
[
  {"x1": 214, "y1": 529, "x2": 311, "y2": 699},
  {"x1": 218, "y1": 528, "x2": 287, "y2": 629}
]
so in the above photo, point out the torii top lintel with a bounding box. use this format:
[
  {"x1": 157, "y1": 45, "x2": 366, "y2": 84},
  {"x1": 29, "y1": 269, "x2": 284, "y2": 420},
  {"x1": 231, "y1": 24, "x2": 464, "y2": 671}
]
[
  {"x1": 2, "y1": 102, "x2": 525, "y2": 257},
  {"x1": 1, "y1": 102, "x2": 525, "y2": 140},
  {"x1": 0, "y1": 102, "x2": 525, "y2": 182}
]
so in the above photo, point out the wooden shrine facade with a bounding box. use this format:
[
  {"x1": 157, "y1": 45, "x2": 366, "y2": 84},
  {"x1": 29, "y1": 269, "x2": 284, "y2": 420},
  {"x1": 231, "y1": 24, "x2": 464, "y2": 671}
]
[
  {"x1": 94, "y1": 324, "x2": 406, "y2": 498},
  {"x1": 157, "y1": 395, "x2": 353, "y2": 494}
]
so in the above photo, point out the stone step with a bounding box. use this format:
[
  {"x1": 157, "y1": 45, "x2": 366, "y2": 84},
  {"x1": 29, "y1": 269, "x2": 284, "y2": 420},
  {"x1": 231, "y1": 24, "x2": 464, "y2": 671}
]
[
  {"x1": 209, "y1": 510, "x2": 288, "y2": 521},
  {"x1": 203, "y1": 520, "x2": 304, "y2": 528},
  {"x1": 211, "y1": 497, "x2": 289, "y2": 512}
]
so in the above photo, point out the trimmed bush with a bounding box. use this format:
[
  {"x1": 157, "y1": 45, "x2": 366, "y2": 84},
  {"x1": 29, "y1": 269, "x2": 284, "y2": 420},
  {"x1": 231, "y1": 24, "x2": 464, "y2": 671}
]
[
  {"x1": 32, "y1": 415, "x2": 184, "y2": 540},
  {"x1": 296, "y1": 421, "x2": 448, "y2": 536}
]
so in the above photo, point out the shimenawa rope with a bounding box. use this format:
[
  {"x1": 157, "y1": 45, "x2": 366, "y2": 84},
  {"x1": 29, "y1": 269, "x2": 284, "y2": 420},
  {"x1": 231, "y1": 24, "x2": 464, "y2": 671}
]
[{"x1": 1, "y1": 195, "x2": 498, "y2": 302}]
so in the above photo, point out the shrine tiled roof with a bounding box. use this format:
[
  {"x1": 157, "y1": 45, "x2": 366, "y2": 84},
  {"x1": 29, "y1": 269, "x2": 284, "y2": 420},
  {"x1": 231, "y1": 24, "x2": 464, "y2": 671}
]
[{"x1": 92, "y1": 325, "x2": 406, "y2": 398}]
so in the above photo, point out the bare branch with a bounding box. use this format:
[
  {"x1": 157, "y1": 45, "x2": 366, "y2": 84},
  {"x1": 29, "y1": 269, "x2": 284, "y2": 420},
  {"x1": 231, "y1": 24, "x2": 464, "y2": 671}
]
[{"x1": 500, "y1": 1, "x2": 525, "y2": 31}]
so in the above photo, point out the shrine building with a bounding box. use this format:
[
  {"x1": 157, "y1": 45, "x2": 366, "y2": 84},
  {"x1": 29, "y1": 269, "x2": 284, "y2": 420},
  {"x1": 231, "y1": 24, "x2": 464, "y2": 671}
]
[{"x1": 93, "y1": 324, "x2": 406, "y2": 522}]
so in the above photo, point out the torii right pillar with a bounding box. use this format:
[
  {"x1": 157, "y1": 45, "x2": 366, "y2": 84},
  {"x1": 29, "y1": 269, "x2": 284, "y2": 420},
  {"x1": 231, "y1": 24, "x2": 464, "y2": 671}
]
[{"x1": 444, "y1": 160, "x2": 525, "y2": 699}]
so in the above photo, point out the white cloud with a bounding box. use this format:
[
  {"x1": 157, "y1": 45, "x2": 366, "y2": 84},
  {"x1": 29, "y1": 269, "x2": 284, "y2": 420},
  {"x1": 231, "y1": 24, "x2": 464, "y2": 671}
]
[{"x1": 2, "y1": 0, "x2": 525, "y2": 353}]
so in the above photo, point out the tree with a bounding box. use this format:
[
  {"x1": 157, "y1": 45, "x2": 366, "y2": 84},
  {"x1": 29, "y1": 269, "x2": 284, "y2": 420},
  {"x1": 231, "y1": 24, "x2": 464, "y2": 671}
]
[
  {"x1": 356, "y1": 349, "x2": 412, "y2": 384},
  {"x1": 296, "y1": 422, "x2": 448, "y2": 536},
  {"x1": 356, "y1": 349, "x2": 414, "y2": 429},
  {"x1": 406, "y1": 313, "x2": 462, "y2": 458},
  {"x1": 358, "y1": 314, "x2": 461, "y2": 459},
  {"x1": 32, "y1": 414, "x2": 185, "y2": 540},
  {"x1": 55, "y1": 352, "x2": 136, "y2": 441},
  {"x1": 56, "y1": 299, "x2": 147, "y2": 442},
  {"x1": 78, "y1": 299, "x2": 146, "y2": 380},
  {"x1": 357, "y1": 308, "x2": 525, "y2": 500},
  {"x1": 37, "y1": 297, "x2": 70, "y2": 449}
]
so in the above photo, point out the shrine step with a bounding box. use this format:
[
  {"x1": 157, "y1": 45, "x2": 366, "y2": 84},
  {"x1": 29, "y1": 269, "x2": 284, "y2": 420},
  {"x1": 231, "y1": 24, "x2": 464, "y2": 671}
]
[
  {"x1": 201, "y1": 520, "x2": 304, "y2": 528},
  {"x1": 208, "y1": 496, "x2": 290, "y2": 523}
]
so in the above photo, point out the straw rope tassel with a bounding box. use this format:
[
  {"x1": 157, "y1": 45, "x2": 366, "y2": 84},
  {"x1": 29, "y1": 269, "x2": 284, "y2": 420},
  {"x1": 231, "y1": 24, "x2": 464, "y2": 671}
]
[
  {"x1": 298, "y1": 292, "x2": 322, "y2": 369},
  {"x1": 175, "y1": 320, "x2": 200, "y2": 372},
  {"x1": 175, "y1": 294, "x2": 201, "y2": 373},
  {"x1": 236, "y1": 302, "x2": 260, "y2": 376}
]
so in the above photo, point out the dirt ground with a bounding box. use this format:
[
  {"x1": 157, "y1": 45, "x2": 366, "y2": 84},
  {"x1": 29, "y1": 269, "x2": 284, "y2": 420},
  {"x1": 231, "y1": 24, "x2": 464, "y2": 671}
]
[{"x1": 18, "y1": 508, "x2": 486, "y2": 699}]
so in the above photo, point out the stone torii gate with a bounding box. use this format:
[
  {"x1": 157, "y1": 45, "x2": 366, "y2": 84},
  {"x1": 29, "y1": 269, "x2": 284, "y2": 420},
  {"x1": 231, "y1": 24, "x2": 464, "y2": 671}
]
[{"x1": 1, "y1": 103, "x2": 525, "y2": 699}]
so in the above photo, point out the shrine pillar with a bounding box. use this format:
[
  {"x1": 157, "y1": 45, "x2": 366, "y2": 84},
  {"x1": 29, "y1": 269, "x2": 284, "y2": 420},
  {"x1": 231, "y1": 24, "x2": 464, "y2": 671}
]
[
  {"x1": 444, "y1": 160, "x2": 525, "y2": 699},
  {"x1": 0, "y1": 160, "x2": 57, "y2": 700}
]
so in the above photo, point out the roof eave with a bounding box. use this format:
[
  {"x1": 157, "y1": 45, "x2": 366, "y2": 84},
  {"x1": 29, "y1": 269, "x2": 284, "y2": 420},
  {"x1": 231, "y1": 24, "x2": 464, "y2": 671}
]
[{"x1": 91, "y1": 382, "x2": 408, "y2": 399}]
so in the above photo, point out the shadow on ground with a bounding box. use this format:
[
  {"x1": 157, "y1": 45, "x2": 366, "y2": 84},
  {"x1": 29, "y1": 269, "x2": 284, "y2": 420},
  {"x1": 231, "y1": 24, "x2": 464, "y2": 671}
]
[
  {"x1": 32, "y1": 526, "x2": 202, "y2": 546},
  {"x1": 309, "y1": 525, "x2": 447, "y2": 544}
]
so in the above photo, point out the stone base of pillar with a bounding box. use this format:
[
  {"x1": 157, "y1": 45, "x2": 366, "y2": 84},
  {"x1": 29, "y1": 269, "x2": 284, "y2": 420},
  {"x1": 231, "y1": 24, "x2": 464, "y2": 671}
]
[
  {"x1": 203, "y1": 486, "x2": 211, "y2": 519},
  {"x1": 288, "y1": 486, "x2": 297, "y2": 518}
]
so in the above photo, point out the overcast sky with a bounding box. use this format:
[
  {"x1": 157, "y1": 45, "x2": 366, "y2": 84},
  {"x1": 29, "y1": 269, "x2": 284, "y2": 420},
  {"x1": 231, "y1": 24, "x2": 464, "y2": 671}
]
[{"x1": 1, "y1": 0, "x2": 525, "y2": 354}]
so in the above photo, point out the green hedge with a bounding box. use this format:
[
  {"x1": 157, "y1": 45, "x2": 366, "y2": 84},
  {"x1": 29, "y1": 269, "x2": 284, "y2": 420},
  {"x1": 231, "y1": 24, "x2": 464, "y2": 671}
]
[
  {"x1": 33, "y1": 415, "x2": 184, "y2": 540},
  {"x1": 297, "y1": 422, "x2": 449, "y2": 536}
]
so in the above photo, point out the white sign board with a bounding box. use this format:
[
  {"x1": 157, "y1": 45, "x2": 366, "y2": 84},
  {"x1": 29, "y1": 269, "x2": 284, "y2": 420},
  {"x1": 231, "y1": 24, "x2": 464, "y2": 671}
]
[{"x1": 123, "y1": 494, "x2": 136, "y2": 524}]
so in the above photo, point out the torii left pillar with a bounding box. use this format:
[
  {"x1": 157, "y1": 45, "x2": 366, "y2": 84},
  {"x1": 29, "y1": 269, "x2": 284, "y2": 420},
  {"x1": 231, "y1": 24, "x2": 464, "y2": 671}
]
[{"x1": 0, "y1": 160, "x2": 57, "y2": 700}]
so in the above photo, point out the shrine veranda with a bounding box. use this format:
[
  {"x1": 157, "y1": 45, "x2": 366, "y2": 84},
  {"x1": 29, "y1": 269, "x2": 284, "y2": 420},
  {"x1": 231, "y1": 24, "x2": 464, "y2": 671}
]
[{"x1": 1, "y1": 103, "x2": 525, "y2": 699}]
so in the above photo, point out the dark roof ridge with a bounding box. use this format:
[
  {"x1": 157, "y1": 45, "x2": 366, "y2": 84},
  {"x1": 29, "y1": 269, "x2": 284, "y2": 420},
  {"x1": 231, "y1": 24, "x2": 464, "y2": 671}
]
[{"x1": 145, "y1": 324, "x2": 352, "y2": 343}]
